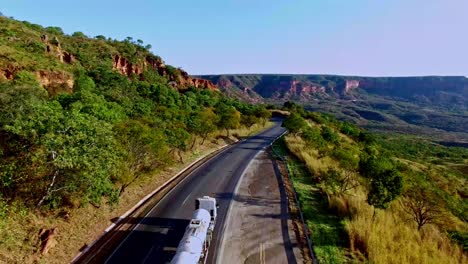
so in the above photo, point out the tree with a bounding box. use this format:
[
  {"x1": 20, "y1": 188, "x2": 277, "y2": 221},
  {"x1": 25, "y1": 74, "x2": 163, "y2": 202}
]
[
  {"x1": 72, "y1": 31, "x2": 87, "y2": 38},
  {"x1": 255, "y1": 107, "x2": 272, "y2": 126},
  {"x1": 187, "y1": 107, "x2": 219, "y2": 147},
  {"x1": 114, "y1": 120, "x2": 168, "y2": 195},
  {"x1": 241, "y1": 114, "x2": 259, "y2": 129},
  {"x1": 45, "y1": 26, "x2": 64, "y2": 35},
  {"x1": 340, "y1": 122, "x2": 360, "y2": 138},
  {"x1": 323, "y1": 168, "x2": 360, "y2": 195},
  {"x1": 401, "y1": 186, "x2": 444, "y2": 230},
  {"x1": 166, "y1": 124, "x2": 191, "y2": 163},
  {"x1": 367, "y1": 169, "x2": 403, "y2": 210},
  {"x1": 282, "y1": 113, "x2": 307, "y2": 135},
  {"x1": 283, "y1": 101, "x2": 299, "y2": 110},
  {"x1": 302, "y1": 126, "x2": 325, "y2": 148},
  {"x1": 216, "y1": 104, "x2": 241, "y2": 137}
]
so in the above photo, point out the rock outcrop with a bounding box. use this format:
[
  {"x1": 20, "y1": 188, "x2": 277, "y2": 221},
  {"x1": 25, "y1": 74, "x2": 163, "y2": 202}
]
[
  {"x1": 41, "y1": 34, "x2": 75, "y2": 64},
  {"x1": 344, "y1": 80, "x2": 360, "y2": 93},
  {"x1": 35, "y1": 70, "x2": 74, "y2": 95},
  {"x1": 112, "y1": 55, "x2": 217, "y2": 90}
]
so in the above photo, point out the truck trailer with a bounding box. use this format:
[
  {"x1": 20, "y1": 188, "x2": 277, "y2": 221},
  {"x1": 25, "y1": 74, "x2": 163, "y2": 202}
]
[{"x1": 171, "y1": 196, "x2": 217, "y2": 264}]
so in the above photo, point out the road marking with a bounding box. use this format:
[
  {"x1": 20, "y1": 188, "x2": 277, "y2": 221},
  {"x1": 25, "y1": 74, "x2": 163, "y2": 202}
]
[
  {"x1": 259, "y1": 243, "x2": 266, "y2": 264},
  {"x1": 182, "y1": 195, "x2": 191, "y2": 206}
]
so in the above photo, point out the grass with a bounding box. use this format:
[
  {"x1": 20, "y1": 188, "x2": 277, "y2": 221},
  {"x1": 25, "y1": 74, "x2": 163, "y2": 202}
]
[
  {"x1": 274, "y1": 127, "x2": 467, "y2": 263},
  {"x1": 272, "y1": 137, "x2": 348, "y2": 263}
]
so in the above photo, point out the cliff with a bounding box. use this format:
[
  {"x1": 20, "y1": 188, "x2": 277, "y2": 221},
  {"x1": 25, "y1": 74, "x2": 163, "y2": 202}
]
[
  {"x1": 112, "y1": 55, "x2": 216, "y2": 90},
  {"x1": 202, "y1": 74, "x2": 467, "y2": 108}
]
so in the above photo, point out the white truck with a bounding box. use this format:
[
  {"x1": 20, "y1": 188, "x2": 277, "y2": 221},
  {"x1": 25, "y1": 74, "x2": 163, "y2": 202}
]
[{"x1": 171, "y1": 196, "x2": 217, "y2": 264}]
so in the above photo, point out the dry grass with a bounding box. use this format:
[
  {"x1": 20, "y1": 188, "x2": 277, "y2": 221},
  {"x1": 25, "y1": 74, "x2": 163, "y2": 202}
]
[
  {"x1": 283, "y1": 133, "x2": 467, "y2": 264},
  {"x1": 341, "y1": 194, "x2": 466, "y2": 264},
  {"x1": 284, "y1": 135, "x2": 334, "y2": 174},
  {"x1": 0, "y1": 123, "x2": 274, "y2": 263}
]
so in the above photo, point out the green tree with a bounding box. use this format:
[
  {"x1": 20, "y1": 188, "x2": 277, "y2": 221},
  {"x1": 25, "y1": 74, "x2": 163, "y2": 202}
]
[
  {"x1": 283, "y1": 113, "x2": 307, "y2": 135},
  {"x1": 255, "y1": 107, "x2": 272, "y2": 126},
  {"x1": 367, "y1": 169, "x2": 403, "y2": 210},
  {"x1": 72, "y1": 31, "x2": 87, "y2": 38},
  {"x1": 187, "y1": 107, "x2": 218, "y2": 147},
  {"x1": 241, "y1": 114, "x2": 259, "y2": 129},
  {"x1": 216, "y1": 104, "x2": 241, "y2": 137},
  {"x1": 114, "y1": 120, "x2": 168, "y2": 195}
]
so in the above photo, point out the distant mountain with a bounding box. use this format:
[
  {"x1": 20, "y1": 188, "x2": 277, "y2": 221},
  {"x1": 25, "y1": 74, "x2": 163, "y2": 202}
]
[
  {"x1": 201, "y1": 74, "x2": 468, "y2": 142},
  {"x1": 201, "y1": 74, "x2": 467, "y2": 107}
]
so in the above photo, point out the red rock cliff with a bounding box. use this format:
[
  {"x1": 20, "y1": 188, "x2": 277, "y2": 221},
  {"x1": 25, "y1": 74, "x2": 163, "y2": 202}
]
[{"x1": 112, "y1": 55, "x2": 217, "y2": 91}]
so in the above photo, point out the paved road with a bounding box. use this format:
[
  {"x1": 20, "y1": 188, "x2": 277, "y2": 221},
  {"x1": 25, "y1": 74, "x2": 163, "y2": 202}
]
[
  {"x1": 217, "y1": 151, "x2": 302, "y2": 264},
  {"x1": 104, "y1": 121, "x2": 286, "y2": 264}
]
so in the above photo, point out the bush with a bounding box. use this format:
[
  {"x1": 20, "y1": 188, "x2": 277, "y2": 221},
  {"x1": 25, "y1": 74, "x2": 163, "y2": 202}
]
[
  {"x1": 321, "y1": 126, "x2": 339, "y2": 143},
  {"x1": 283, "y1": 112, "x2": 307, "y2": 134},
  {"x1": 45, "y1": 26, "x2": 64, "y2": 35}
]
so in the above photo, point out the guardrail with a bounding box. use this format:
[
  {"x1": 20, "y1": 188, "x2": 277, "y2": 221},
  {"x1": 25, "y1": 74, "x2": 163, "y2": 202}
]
[
  {"x1": 71, "y1": 142, "x2": 235, "y2": 263},
  {"x1": 271, "y1": 132, "x2": 317, "y2": 264}
]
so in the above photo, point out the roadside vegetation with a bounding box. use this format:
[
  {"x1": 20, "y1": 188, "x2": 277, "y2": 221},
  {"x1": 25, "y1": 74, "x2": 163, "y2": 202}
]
[
  {"x1": 0, "y1": 17, "x2": 272, "y2": 262},
  {"x1": 276, "y1": 102, "x2": 467, "y2": 263}
]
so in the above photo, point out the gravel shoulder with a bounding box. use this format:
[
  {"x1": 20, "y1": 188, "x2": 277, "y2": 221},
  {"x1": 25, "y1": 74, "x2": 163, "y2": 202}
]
[{"x1": 217, "y1": 150, "x2": 303, "y2": 264}]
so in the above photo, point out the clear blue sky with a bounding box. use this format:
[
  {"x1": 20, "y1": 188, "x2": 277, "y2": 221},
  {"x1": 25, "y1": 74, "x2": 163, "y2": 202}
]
[{"x1": 2, "y1": 0, "x2": 467, "y2": 76}]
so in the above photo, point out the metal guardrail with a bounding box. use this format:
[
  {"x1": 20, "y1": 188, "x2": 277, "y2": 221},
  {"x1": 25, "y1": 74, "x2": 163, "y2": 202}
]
[
  {"x1": 270, "y1": 133, "x2": 318, "y2": 264},
  {"x1": 71, "y1": 143, "x2": 235, "y2": 263}
]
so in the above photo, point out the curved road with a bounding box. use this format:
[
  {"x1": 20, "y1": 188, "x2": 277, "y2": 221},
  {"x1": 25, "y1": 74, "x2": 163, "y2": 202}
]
[{"x1": 103, "y1": 121, "x2": 286, "y2": 264}]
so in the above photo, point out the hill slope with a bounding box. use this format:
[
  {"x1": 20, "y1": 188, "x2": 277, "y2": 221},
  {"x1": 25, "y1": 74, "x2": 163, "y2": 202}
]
[{"x1": 0, "y1": 16, "x2": 217, "y2": 93}]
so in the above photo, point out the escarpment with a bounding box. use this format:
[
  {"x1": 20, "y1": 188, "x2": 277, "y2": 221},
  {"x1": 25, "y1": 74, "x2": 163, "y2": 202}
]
[
  {"x1": 111, "y1": 55, "x2": 216, "y2": 90},
  {"x1": 202, "y1": 74, "x2": 467, "y2": 108}
]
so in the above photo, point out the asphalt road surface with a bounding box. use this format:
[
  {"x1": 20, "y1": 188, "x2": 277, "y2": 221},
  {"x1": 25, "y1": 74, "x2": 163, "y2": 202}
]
[{"x1": 104, "y1": 121, "x2": 286, "y2": 264}]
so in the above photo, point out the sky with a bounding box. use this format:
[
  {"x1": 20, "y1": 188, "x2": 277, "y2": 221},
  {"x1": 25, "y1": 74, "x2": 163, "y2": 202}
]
[{"x1": 2, "y1": 0, "x2": 468, "y2": 76}]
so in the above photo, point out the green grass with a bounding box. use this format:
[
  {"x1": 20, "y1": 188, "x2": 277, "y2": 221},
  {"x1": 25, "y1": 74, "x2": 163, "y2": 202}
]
[{"x1": 273, "y1": 137, "x2": 348, "y2": 263}]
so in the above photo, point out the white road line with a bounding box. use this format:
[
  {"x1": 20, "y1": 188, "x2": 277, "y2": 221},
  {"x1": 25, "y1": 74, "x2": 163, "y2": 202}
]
[{"x1": 181, "y1": 194, "x2": 191, "y2": 206}]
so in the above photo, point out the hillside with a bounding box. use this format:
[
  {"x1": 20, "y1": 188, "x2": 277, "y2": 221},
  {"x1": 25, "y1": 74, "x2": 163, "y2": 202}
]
[
  {"x1": 274, "y1": 105, "x2": 467, "y2": 263},
  {"x1": 0, "y1": 16, "x2": 217, "y2": 93},
  {"x1": 202, "y1": 74, "x2": 468, "y2": 143},
  {"x1": 0, "y1": 16, "x2": 272, "y2": 263}
]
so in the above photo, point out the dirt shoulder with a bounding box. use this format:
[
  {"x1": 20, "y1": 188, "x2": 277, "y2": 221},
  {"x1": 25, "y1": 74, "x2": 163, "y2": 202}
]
[{"x1": 217, "y1": 150, "x2": 303, "y2": 264}]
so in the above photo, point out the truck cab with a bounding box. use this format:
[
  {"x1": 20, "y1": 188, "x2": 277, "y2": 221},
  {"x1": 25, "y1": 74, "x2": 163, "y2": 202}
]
[{"x1": 195, "y1": 196, "x2": 217, "y2": 221}]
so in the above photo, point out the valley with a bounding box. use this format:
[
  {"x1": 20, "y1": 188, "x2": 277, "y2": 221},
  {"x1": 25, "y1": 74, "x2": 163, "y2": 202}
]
[{"x1": 202, "y1": 74, "x2": 468, "y2": 144}]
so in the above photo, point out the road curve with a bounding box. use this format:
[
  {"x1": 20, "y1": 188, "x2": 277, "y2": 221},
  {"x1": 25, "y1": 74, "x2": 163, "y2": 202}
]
[{"x1": 102, "y1": 121, "x2": 286, "y2": 264}]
